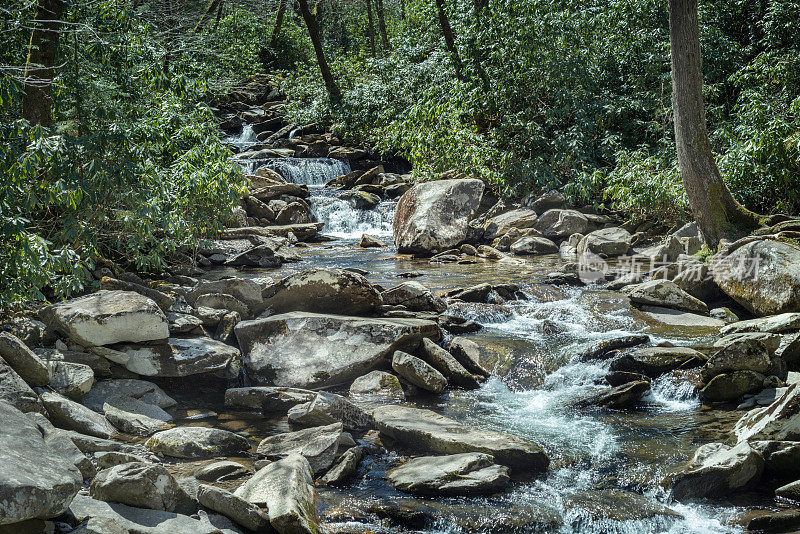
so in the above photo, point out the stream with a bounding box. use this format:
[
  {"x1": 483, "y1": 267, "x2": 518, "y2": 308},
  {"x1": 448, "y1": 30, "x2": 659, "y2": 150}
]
[{"x1": 201, "y1": 149, "x2": 754, "y2": 532}]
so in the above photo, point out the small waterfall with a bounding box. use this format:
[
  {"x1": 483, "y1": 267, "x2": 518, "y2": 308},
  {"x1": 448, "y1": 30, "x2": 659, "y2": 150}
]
[
  {"x1": 223, "y1": 124, "x2": 258, "y2": 151},
  {"x1": 311, "y1": 189, "x2": 396, "y2": 239},
  {"x1": 254, "y1": 157, "x2": 351, "y2": 186}
]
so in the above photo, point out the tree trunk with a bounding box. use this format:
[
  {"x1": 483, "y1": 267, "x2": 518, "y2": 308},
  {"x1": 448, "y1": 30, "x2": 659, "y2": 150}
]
[
  {"x1": 297, "y1": 0, "x2": 341, "y2": 101},
  {"x1": 376, "y1": 0, "x2": 391, "y2": 51},
  {"x1": 23, "y1": 0, "x2": 63, "y2": 127},
  {"x1": 669, "y1": 0, "x2": 760, "y2": 248},
  {"x1": 366, "y1": 0, "x2": 376, "y2": 57},
  {"x1": 270, "y1": 0, "x2": 288, "y2": 47},
  {"x1": 434, "y1": 0, "x2": 464, "y2": 81},
  {"x1": 194, "y1": 0, "x2": 222, "y2": 32}
]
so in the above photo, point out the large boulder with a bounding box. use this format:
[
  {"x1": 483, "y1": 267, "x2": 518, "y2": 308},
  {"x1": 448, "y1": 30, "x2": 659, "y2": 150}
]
[
  {"x1": 610, "y1": 347, "x2": 705, "y2": 378},
  {"x1": 533, "y1": 209, "x2": 589, "y2": 239},
  {"x1": 483, "y1": 209, "x2": 538, "y2": 240},
  {"x1": 235, "y1": 312, "x2": 439, "y2": 388},
  {"x1": 234, "y1": 454, "x2": 318, "y2": 534},
  {"x1": 224, "y1": 386, "x2": 316, "y2": 413},
  {"x1": 81, "y1": 379, "x2": 175, "y2": 412},
  {"x1": 349, "y1": 370, "x2": 405, "y2": 400},
  {"x1": 387, "y1": 453, "x2": 509, "y2": 496},
  {"x1": 699, "y1": 370, "x2": 764, "y2": 402},
  {"x1": 393, "y1": 179, "x2": 484, "y2": 255},
  {"x1": 187, "y1": 278, "x2": 264, "y2": 315},
  {"x1": 197, "y1": 484, "x2": 271, "y2": 532},
  {"x1": 287, "y1": 392, "x2": 373, "y2": 431},
  {"x1": 0, "y1": 402, "x2": 82, "y2": 524},
  {"x1": 720, "y1": 313, "x2": 800, "y2": 335},
  {"x1": 0, "y1": 357, "x2": 45, "y2": 414},
  {"x1": 114, "y1": 337, "x2": 240, "y2": 378},
  {"x1": 628, "y1": 280, "x2": 709, "y2": 315},
  {"x1": 40, "y1": 290, "x2": 169, "y2": 346},
  {"x1": 102, "y1": 396, "x2": 173, "y2": 437},
  {"x1": 713, "y1": 240, "x2": 800, "y2": 316},
  {"x1": 0, "y1": 332, "x2": 49, "y2": 386},
  {"x1": 420, "y1": 338, "x2": 479, "y2": 389},
  {"x1": 509, "y1": 236, "x2": 559, "y2": 255},
  {"x1": 145, "y1": 427, "x2": 250, "y2": 459},
  {"x1": 381, "y1": 281, "x2": 447, "y2": 313},
  {"x1": 668, "y1": 441, "x2": 764, "y2": 500},
  {"x1": 701, "y1": 337, "x2": 773, "y2": 382},
  {"x1": 90, "y1": 463, "x2": 179, "y2": 512},
  {"x1": 261, "y1": 268, "x2": 382, "y2": 316},
  {"x1": 40, "y1": 391, "x2": 118, "y2": 439},
  {"x1": 392, "y1": 351, "x2": 447, "y2": 393},
  {"x1": 577, "y1": 227, "x2": 632, "y2": 257},
  {"x1": 256, "y1": 423, "x2": 344, "y2": 474},
  {"x1": 733, "y1": 384, "x2": 800, "y2": 442},
  {"x1": 373, "y1": 405, "x2": 549, "y2": 472}
]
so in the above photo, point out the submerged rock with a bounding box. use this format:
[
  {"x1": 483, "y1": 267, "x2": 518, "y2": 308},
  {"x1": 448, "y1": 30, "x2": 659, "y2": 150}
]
[
  {"x1": 393, "y1": 178, "x2": 484, "y2": 255},
  {"x1": 387, "y1": 453, "x2": 510, "y2": 496},
  {"x1": 235, "y1": 312, "x2": 439, "y2": 388},
  {"x1": 563, "y1": 489, "x2": 682, "y2": 521},
  {"x1": 373, "y1": 405, "x2": 549, "y2": 472}
]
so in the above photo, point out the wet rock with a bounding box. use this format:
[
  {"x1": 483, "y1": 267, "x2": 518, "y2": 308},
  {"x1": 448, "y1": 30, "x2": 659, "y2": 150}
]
[
  {"x1": 373, "y1": 405, "x2": 549, "y2": 472},
  {"x1": 381, "y1": 281, "x2": 447, "y2": 313},
  {"x1": 387, "y1": 453, "x2": 509, "y2": 496},
  {"x1": 186, "y1": 278, "x2": 264, "y2": 315},
  {"x1": 578, "y1": 334, "x2": 650, "y2": 361},
  {"x1": 563, "y1": 489, "x2": 682, "y2": 521},
  {"x1": 321, "y1": 447, "x2": 363, "y2": 486},
  {"x1": 720, "y1": 313, "x2": 800, "y2": 335},
  {"x1": 392, "y1": 351, "x2": 447, "y2": 393},
  {"x1": 448, "y1": 337, "x2": 491, "y2": 378},
  {"x1": 393, "y1": 178, "x2": 484, "y2": 255},
  {"x1": 420, "y1": 338, "x2": 479, "y2": 389},
  {"x1": 733, "y1": 384, "x2": 800, "y2": 442},
  {"x1": 0, "y1": 332, "x2": 49, "y2": 386},
  {"x1": 610, "y1": 347, "x2": 705, "y2": 378},
  {"x1": 234, "y1": 454, "x2": 318, "y2": 534},
  {"x1": 49, "y1": 361, "x2": 95, "y2": 399},
  {"x1": 701, "y1": 337, "x2": 773, "y2": 382},
  {"x1": 287, "y1": 392, "x2": 373, "y2": 431},
  {"x1": 349, "y1": 370, "x2": 405, "y2": 400},
  {"x1": 577, "y1": 227, "x2": 632, "y2": 257},
  {"x1": 533, "y1": 209, "x2": 589, "y2": 239},
  {"x1": 605, "y1": 371, "x2": 650, "y2": 387},
  {"x1": 439, "y1": 315, "x2": 482, "y2": 335},
  {"x1": 235, "y1": 312, "x2": 438, "y2": 388},
  {"x1": 197, "y1": 484, "x2": 271, "y2": 532},
  {"x1": 776, "y1": 480, "x2": 800, "y2": 500},
  {"x1": 510, "y1": 236, "x2": 559, "y2": 255},
  {"x1": 714, "y1": 332, "x2": 781, "y2": 354},
  {"x1": 116, "y1": 336, "x2": 240, "y2": 378},
  {"x1": 483, "y1": 208, "x2": 539, "y2": 240},
  {"x1": 261, "y1": 268, "x2": 381, "y2": 316},
  {"x1": 668, "y1": 441, "x2": 764, "y2": 500},
  {"x1": 40, "y1": 290, "x2": 169, "y2": 347},
  {"x1": 90, "y1": 462, "x2": 179, "y2": 511},
  {"x1": 257, "y1": 422, "x2": 344, "y2": 474},
  {"x1": 0, "y1": 402, "x2": 82, "y2": 524},
  {"x1": 628, "y1": 280, "x2": 709, "y2": 315},
  {"x1": 713, "y1": 239, "x2": 800, "y2": 316},
  {"x1": 145, "y1": 427, "x2": 249, "y2": 459},
  {"x1": 0, "y1": 357, "x2": 45, "y2": 414},
  {"x1": 445, "y1": 283, "x2": 492, "y2": 303},
  {"x1": 700, "y1": 370, "x2": 765, "y2": 402},
  {"x1": 194, "y1": 461, "x2": 250, "y2": 483},
  {"x1": 359, "y1": 234, "x2": 385, "y2": 248},
  {"x1": 81, "y1": 379, "x2": 175, "y2": 412},
  {"x1": 573, "y1": 380, "x2": 651, "y2": 409},
  {"x1": 224, "y1": 386, "x2": 316, "y2": 413},
  {"x1": 40, "y1": 391, "x2": 118, "y2": 439},
  {"x1": 225, "y1": 243, "x2": 282, "y2": 268},
  {"x1": 747, "y1": 509, "x2": 800, "y2": 532},
  {"x1": 276, "y1": 200, "x2": 315, "y2": 224},
  {"x1": 751, "y1": 441, "x2": 800, "y2": 477},
  {"x1": 102, "y1": 396, "x2": 172, "y2": 437}
]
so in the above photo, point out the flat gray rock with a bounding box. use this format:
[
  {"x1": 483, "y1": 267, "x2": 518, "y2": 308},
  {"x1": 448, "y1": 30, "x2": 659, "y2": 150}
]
[
  {"x1": 257, "y1": 423, "x2": 343, "y2": 474},
  {"x1": 116, "y1": 336, "x2": 240, "y2": 378},
  {"x1": 103, "y1": 396, "x2": 173, "y2": 437},
  {"x1": 40, "y1": 390, "x2": 118, "y2": 439},
  {"x1": 197, "y1": 484, "x2": 270, "y2": 532},
  {"x1": 349, "y1": 370, "x2": 405, "y2": 401},
  {"x1": 420, "y1": 338, "x2": 479, "y2": 389},
  {"x1": 82, "y1": 379, "x2": 176, "y2": 412},
  {"x1": 224, "y1": 386, "x2": 316, "y2": 413},
  {"x1": 90, "y1": 462, "x2": 179, "y2": 511},
  {"x1": 146, "y1": 427, "x2": 250, "y2": 459},
  {"x1": 287, "y1": 392, "x2": 373, "y2": 431},
  {"x1": 387, "y1": 453, "x2": 510, "y2": 496},
  {"x1": 392, "y1": 351, "x2": 447, "y2": 393},
  {"x1": 261, "y1": 268, "x2": 382, "y2": 316}
]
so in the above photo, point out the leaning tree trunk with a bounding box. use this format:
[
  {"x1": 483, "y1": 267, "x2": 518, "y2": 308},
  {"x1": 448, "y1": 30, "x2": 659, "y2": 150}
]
[
  {"x1": 376, "y1": 0, "x2": 391, "y2": 51},
  {"x1": 366, "y1": 0, "x2": 376, "y2": 57},
  {"x1": 297, "y1": 0, "x2": 341, "y2": 101},
  {"x1": 669, "y1": 0, "x2": 760, "y2": 248},
  {"x1": 434, "y1": 0, "x2": 464, "y2": 81},
  {"x1": 23, "y1": 0, "x2": 64, "y2": 127},
  {"x1": 270, "y1": 0, "x2": 288, "y2": 47}
]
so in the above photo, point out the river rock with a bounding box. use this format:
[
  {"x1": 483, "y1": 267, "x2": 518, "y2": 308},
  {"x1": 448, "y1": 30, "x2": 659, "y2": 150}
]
[
  {"x1": 573, "y1": 380, "x2": 650, "y2": 409},
  {"x1": 563, "y1": 489, "x2": 682, "y2": 521},
  {"x1": 0, "y1": 357, "x2": 45, "y2": 414},
  {"x1": 349, "y1": 370, "x2": 405, "y2": 400},
  {"x1": 448, "y1": 337, "x2": 491, "y2": 377},
  {"x1": 387, "y1": 453, "x2": 509, "y2": 496},
  {"x1": 257, "y1": 423, "x2": 343, "y2": 474},
  {"x1": 373, "y1": 405, "x2": 549, "y2": 472},
  {"x1": 145, "y1": 427, "x2": 250, "y2": 459},
  {"x1": 577, "y1": 227, "x2": 632, "y2": 257},
  {"x1": 49, "y1": 361, "x2": 94, "y2": 399},
  {"x1": 700, "y1": 371, "x2": 765, "y2": 402},
  {"x1": 116, "y1": 336, "x2": 240, "y2": 377},
  {"x1": 81, "y1": 379, "x2": 175, "y2": 412},
  {"x1": 235, "y1": 312, "x2": 439, "y2": 388},
  {"x1": 393, "y1": 178, "x2": 484, "y2": 255},
  {"x1": 701, "y1": 337, "x2": 773, "y2": 382},
  {"x1": 40, "y1": 290, "x2": 169, "y2": 347},
  {"x1": 234, "y1": 454, "x2": 318, "y2": 534},
  {"x1": 483, "y1": 208, "x2": 539, "y2": 240},
  {"x1": 90, "y1": 463, "x2": 179, "y2": 511},
  {"x1": 0, "y1": 402, "x2": 82, "y2": 524},
  {"x1": 392, "y1": 351, "x2": 447, "y2": 393},
  {"x1": 224, "y1": 386, "x2": 316, "y2": 413},
  {"x1": 94, "y1": 451, "x2": 151, "y2": 470},
  {"x1": 0, "y1": 332, "x2": 49, "y2": 386},
  {"x1": 381, "y1": 281, "x2": 447, "y2": 313},
  {"x1": 102, "y1": 396, "x2": 172, "y2": 437},
  {"x1": 188, "y1": 278, "x2": 264, "y2": 315},
  {"x1": 668, "y1": 441, "x2": 764, "y2": 500},
  {"x1": 713, "y1": 239, "x2": 800, "y2": 316},
  {"x1": 420, "y1": 338, "x2": 479, "y2": 389},
  {"x1": 509, "y1": 236, "x2": 559, "y2": 255},
  {"x1": 578, "y1": 334, "x2": 650, "y2": 361},
  {"x1": 610, "y1": 347, "x2": 705, "y2": 378},
  {"x1": 194, "y1": 293, "x2": 250, "y2": 318},
  {"x1": 714, "y1": 332, "x2": 781, "y2": 354},
  {"x1": 720, "y1": 313, "x2": 800, "y2": 335},
  {"x1": 197, "y1": 484, "x2": 271, "y2": 532},
  {"x1": 194, "y1": 461, "x2": 250, "y2": 483},
  {"x1": 733, "y1": 384, "x2": 800, "y2": 442},
  {"x1": 359, "y1": 234, "x2": 386, "y2": 248},
  {"x1": 287, "y1": 392, "x2": 373, "y2": 431},
  {"x1": 261, "y1": 268, "x2": 382, "y2": 316},
  {"x1": 320, "y1": 446, "x2": 363, "y2": 486},
  {"x1": 533, "y1": 209, "x2": 589, "y2": 239},
  {"x1": 628, "y1": 280, "x2": 709, "y2": 315},
  {"x1": 40, "y1": 391, "x2": 118, "y2": 439},
  {"x1": 751, "y1": 441, "x2": 800, "y2": 477}
]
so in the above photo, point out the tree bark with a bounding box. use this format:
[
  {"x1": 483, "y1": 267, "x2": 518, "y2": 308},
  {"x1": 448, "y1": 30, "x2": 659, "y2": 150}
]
[
  {"x1": 23, "y1": 0, "x2": 63, "y2": 127},
  {"x1": 194, "y1": 0, "x2": 222, "y2": 32},
  {"x1": 434, "y1": 0, "x2": 464, "y2": 81},
  {"x1": 297, "y1": 0, "x2": 341, "y2": 101},
  {"x1": 376, "y1": 0, "x2": 391, "y2": 51},
  {"x1": 366, "y1": 0, "x2": 376, "y2": 57},
  {"x1": 270, "y1": 0, "x2": 288, "y2": 47},
  {"x1": 669, "y1": 0, "x2": 760, "y2": 248}
]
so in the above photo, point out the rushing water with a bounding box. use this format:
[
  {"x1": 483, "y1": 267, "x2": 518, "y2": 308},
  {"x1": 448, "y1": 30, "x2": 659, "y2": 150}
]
[{"x1": 311, "y1": 188, "x2": 396, "y2": 239}]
